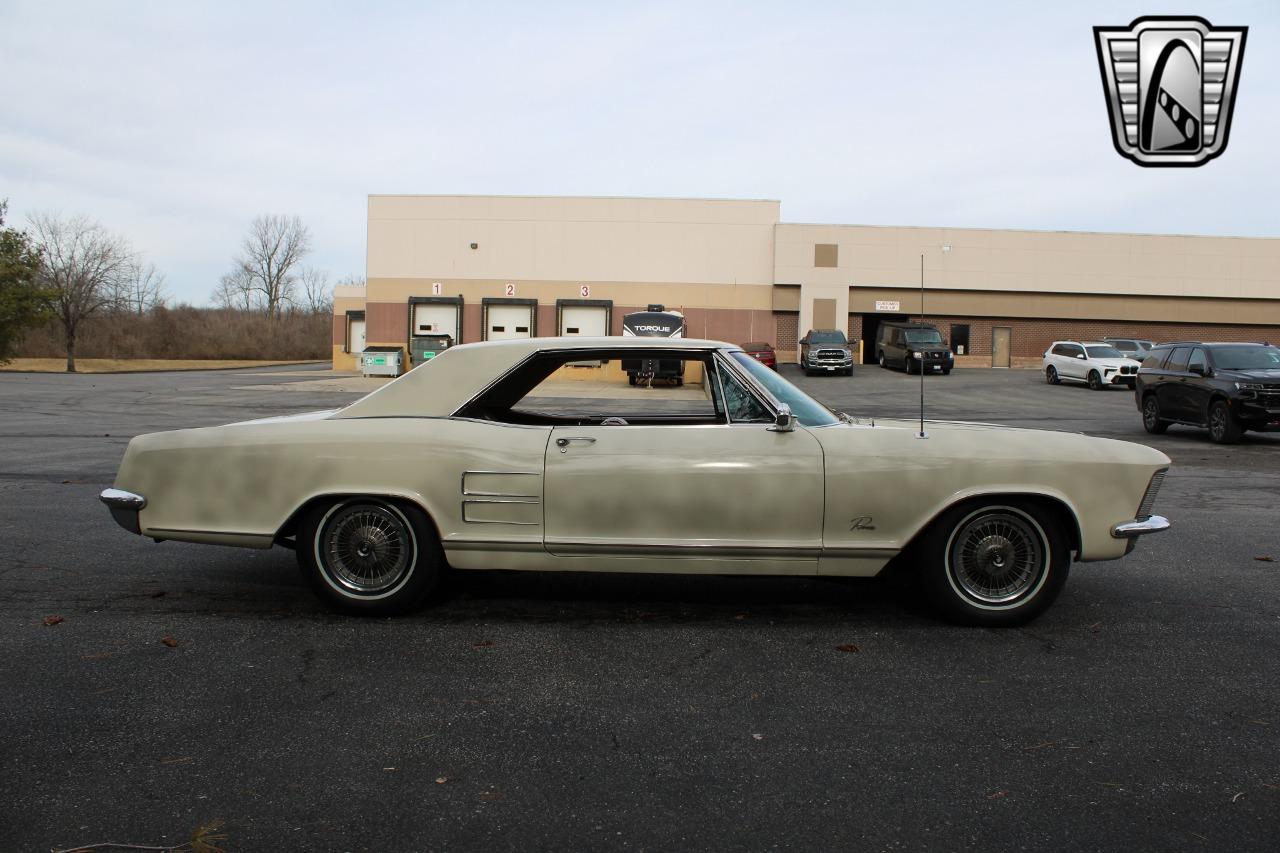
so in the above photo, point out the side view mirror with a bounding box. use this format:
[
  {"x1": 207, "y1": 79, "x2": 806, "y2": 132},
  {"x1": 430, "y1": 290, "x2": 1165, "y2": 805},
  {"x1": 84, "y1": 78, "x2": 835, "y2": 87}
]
[
  {"x1": 1189, "y1": 364, "x2": 1207, "y2": 376},
  {"x1": 769, "y1": 403, "x2": 797, "y2": 433},
  {"x1": 1076, "y1": 354, "x2": 1087, "y2": 360}
]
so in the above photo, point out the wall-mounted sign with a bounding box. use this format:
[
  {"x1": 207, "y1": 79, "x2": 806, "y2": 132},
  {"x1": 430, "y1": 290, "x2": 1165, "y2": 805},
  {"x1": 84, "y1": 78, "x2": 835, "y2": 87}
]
[
  {"x1": 431, "y1": 282, "x2": 442, "y2": 295},
  {"x1": 875, "y1": 300, "x2": 901, "y2": 312},
  {"x1": 505, "y1": 283, "x2": 516, "y2": 296},
  {"x1": 579, "y1": 284, "x2": 591, "y2": 298}
]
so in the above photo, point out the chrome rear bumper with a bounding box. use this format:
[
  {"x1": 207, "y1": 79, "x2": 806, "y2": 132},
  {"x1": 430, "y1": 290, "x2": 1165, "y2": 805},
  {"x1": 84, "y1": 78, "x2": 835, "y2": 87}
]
[
  {"x1": 100, "y1": 488, "x2": 146, "y2": 535},
  {"x1": 1111, "y1": 515, "x2": 1170, "y2": 539}
]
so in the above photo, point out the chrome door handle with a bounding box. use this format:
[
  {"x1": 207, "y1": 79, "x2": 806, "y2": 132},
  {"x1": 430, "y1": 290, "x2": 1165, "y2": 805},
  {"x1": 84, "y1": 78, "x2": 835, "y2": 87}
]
[{"x1": 555, "y1": 437, "x2": 597, "y2": 448}]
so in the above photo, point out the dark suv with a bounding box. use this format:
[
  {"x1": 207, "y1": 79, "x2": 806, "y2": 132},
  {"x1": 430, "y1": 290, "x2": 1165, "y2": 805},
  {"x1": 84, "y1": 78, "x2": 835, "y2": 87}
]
[
  {"x1": 876, "y1": 321, "x2": 953, "y2": 374},
  {"x1": 798, "y1": 329, "x2": 854, "y2": 376},
  {"x1": 1135, "y1": 341, "x2": 1280, "y2": 443}
]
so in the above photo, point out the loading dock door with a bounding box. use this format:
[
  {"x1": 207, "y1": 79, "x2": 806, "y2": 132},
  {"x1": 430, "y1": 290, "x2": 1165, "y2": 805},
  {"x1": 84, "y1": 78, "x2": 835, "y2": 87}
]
[
  {"x1": 487, "y1": 304, "x2": 534, "y2": 340},
  {"x1": 412, "y1": 304, "x2": 460, "y2": 340},
  {"x1": 560, "y1": 305, "x2": 608, "y2": 337}
]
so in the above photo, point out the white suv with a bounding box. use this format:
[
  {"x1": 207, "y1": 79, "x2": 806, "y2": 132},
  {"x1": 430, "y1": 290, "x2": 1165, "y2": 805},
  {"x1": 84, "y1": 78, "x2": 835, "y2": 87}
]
[{"x1": 1043, "y1": 341, "x2": 1142, "y2": 390}]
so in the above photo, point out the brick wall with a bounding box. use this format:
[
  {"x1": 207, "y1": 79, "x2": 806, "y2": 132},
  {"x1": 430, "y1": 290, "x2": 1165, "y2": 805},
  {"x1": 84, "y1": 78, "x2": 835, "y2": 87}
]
[{"x1": 776, "y1": 314, "x2": 798, "y2": 352}]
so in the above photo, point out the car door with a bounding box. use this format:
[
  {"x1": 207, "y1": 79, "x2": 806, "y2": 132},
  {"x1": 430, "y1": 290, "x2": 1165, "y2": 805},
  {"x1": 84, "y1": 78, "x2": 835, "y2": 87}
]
[
  {"x1": 1182, "y1": 347, "x2": 1212, "y2": 422},
  {"x1": 1159, "y1": 346, "x2": 1193, "y2": 420},
  {"x1": 1058, "y1": 344, "x2": 1083, "y2": 381},
  {"x1": 542, "y1": 360, "x2": 825, "y2": 573}
]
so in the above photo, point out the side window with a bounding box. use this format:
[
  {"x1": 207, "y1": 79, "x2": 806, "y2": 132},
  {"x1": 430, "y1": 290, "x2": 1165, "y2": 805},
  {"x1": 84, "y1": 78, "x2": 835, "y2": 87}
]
[
  {"x1": 1141, "y1": 350, "x2": 1166, "y2": 369},
  {"x1": 1165, "y1": 347, "x2": 1191, "y2": 372},
  {"x1": 1069, "y1": 345, "x2": 1085, "y2": 359},
  {"x1": 1187, "y1": 348, "x2": 1207, "y2": 373},
  {"x1": 716, "y1": 361, "x2": 773, "y2": 424},
  {"x1": 1051, "y1": 344, "x2": 1068, "y2": 356}
]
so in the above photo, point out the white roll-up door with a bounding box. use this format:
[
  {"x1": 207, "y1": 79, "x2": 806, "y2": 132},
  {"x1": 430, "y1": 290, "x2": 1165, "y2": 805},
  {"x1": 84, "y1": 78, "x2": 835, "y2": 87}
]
[
  {"x1": 487, "y1": 304, "x2": 534, "y2": 340},
  {"x1": 560, "y1": 305, "x2": 608, "y2": 337},
  {"x1": 412, "y1": 304, "x2": 459, "y2": 339}
]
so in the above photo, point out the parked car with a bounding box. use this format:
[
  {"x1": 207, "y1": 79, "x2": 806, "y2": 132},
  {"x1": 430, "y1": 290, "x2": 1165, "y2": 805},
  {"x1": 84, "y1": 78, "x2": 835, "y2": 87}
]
[
  {"x1": 876, "y1": 322, "x2": 953, "y2": 374},
  {"x1": 798, "y1": 329, "x2": 854, "y2": 375},
  {"x1": 1135, "y1": 341, "x2": 1280, "y2": 443},
  {"x1": 740, "y1": 341, "x2": 777, "y2": 370},
  {"x1": 1043, "y1": 341, "x2": 1142, "y2": 390},
  {"x1": 102, "y1": 336, "x2": 1170, "y2": 627},
  {"x1": 1103, "y1": 337, "x2": 1155, "y2": 356}
]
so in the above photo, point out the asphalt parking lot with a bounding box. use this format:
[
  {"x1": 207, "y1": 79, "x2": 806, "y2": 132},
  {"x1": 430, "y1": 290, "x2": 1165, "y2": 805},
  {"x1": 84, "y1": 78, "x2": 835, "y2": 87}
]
[{"x1": 2, "y1": 362, "x2": 1277, "y2": 851}]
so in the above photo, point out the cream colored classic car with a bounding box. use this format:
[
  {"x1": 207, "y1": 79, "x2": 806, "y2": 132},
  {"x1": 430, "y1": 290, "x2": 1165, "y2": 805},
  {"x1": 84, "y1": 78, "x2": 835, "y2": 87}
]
[{"x1": 101, "y1": 337, "x2": 1170, "y2": 626}]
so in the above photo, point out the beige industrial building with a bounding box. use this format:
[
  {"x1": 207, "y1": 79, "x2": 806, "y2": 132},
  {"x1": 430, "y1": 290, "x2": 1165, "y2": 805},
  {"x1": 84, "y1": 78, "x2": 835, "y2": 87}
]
[{"x1": 332, "y1": 194, "x2": 1280, "y2": 371}]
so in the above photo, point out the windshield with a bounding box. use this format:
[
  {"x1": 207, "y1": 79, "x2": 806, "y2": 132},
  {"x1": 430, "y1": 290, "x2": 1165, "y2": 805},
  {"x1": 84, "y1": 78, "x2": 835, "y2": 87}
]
[
  {"x1": 1086, "y1": 345, "x2": 1125, "y2": 359},
  {"x1": 808, "y1": 331, "x2": 846, "y2": 344},
  {"x1": 1213, "y1": 346, "x2": 1280, "y2": 370},
  {"x1": 730, "y1": 352, "x2": 839, "y2": 427},
  {"x1": 904, "y1": 329, "x2": 944, "y2": 345}
]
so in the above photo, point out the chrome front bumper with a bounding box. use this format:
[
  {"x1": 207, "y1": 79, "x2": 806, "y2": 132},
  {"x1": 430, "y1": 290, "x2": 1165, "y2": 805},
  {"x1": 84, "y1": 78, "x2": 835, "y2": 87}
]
[
  {"x1": 100, "y1": 488, "x2": 146, "y2": 535},
  {"x1": 1111, "y1": 515, "x2": 1170, "y2": 539}
]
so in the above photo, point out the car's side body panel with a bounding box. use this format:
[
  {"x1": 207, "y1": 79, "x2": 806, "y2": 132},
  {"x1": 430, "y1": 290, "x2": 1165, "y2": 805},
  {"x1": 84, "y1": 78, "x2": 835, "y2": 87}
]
[
  {"x1": 814, "y1": 420, "x2": 1167, "y2": 567},
  {"x1": 542, "y1": 423, "x2": 824, "y2": 572}
]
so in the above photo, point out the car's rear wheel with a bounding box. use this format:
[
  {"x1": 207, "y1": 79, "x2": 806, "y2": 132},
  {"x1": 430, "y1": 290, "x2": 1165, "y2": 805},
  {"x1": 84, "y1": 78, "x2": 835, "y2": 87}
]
[
  {"x1": 297, "y1": 498, "x2": 442, "y2": 615},
  {"x1": 1208, "y1": 399, "x2": 1242, "y2": 444},
  {"x1": 1141, "y1": 394, "x2": 1168, "y2": 434},
  {"x1": 1087, "y1": 370, "x2": 1103, "y2": 390},
  {"x1": 918, "y1": 502, "x2": 1070, "y2": 627},
  {"x1": 1046, "y1": 366, "x2": 1060, "y2": 385},
  {"x1": 878, "y1": 352, "x2": 886, "y2": 368}
]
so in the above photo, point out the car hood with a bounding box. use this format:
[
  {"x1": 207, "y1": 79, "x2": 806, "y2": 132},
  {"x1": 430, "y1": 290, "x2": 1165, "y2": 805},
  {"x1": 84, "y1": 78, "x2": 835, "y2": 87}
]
[
  {"x1": 1091, "y1": 358, "x2": 1142, "y2": 368},
  {"x1": 1215, "y1": 368, "x2": 1280, "y2": 382}
]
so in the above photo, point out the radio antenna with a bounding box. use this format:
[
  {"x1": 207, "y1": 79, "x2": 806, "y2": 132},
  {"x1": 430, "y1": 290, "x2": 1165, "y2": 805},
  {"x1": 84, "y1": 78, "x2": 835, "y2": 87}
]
[{"x1": 916, "y1": 253, "x2": 928, "y2": 439}]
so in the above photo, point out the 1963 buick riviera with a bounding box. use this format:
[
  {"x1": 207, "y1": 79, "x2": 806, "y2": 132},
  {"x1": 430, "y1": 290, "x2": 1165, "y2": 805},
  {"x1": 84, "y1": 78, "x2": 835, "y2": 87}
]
[{"x1": 101, "y1": 337, "x2": 1170, "y2": 626}]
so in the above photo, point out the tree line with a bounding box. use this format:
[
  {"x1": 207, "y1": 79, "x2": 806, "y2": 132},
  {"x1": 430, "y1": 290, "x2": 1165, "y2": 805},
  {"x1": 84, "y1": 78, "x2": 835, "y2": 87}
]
[{"x1": 0, "y1": 201, "x2": 350, "y2": 370}]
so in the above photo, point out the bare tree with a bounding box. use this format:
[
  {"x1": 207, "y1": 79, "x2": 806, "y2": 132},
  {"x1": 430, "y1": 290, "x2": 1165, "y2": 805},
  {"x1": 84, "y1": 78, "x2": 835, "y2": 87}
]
[
  {"x1": 28, "y1": 212, "x2": 134, "y2": 372},
  {"x1": 336, "y1": 274, "x2": 365, "y2": 288},
  {"x1": 298, "y1": 266, "x2": 332, "y2": 314},
  {"x1": 212, "y1": 263, "x2": 257, "y2": 311},
  {"x1": 232, "y1": 214, "x2": 311, "y2": 320},
  {"x1": 112, "y1": 260, "x2": 167, "y2": 315}
]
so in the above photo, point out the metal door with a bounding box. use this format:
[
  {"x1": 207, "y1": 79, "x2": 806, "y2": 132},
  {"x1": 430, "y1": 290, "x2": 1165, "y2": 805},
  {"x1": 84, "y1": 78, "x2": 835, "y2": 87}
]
[
  {"x1": 412, "y1": 304, "x2": 459, "y2": 340},
  {"x1": 992, "y1": 327, "x2": 1012, "y2": 368},
  {"x1": 349, "y1": 319, "x2": 366, "y2": 354},
  {"x1": 487, "y1": 304, "x2": 534, "y2": 340}
]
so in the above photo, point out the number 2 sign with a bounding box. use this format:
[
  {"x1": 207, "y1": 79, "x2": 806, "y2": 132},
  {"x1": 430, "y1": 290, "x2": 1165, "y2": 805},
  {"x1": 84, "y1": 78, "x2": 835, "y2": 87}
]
[{"x1": 505, "y1": 283, "x2": 516, "y2": 296}]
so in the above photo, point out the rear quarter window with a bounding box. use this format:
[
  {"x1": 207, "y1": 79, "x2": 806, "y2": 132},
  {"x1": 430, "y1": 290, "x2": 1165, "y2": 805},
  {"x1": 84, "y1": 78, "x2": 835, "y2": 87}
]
[{"x1": 1140, "y1": 351, "x2": 1166, "y2": 369}]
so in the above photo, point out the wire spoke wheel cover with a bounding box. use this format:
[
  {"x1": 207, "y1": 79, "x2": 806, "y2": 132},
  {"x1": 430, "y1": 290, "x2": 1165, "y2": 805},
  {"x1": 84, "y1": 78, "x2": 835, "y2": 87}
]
[
  {"x1": 945, "y1": 507, "x2": 1050, "y2": 609},
  {"x1": 318, "y1": 502, "x2": 417, "y2": 597}
]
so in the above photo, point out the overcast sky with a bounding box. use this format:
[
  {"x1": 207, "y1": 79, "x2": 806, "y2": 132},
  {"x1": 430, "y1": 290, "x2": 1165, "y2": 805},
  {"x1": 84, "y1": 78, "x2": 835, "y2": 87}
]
[{"x1": 1, "y1": 0, "x2": 1275, "y2": 305}]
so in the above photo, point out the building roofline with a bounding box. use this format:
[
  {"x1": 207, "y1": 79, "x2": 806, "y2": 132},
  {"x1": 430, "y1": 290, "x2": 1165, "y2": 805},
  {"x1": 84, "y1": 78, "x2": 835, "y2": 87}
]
[
  {"x1": 368, "y1": 193, "x2": 781, "y2": 204},
  {"x1": 776, "y1": 220, "x2": 1280, "y2": 242}
]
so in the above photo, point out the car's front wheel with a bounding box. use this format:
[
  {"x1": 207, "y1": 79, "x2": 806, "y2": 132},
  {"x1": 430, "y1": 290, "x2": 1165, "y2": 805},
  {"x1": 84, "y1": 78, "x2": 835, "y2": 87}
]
[
  {"x1": 297, "y1": 497, "x2": 443, "y2": 615},
  {"x1": 878, "y1": 352, "x2": 886, "y2": 368},
  {"x1": 1046, "y1": 365, "x2": 1060, "y2": 385},
  {"x1": 918, "y1": 502, "x2": 1070, "y2": 627},
  {"x1": 1141, "y1": 394, "x2": 1167, "y2": 434},
  {"x1": 1087, "y1": 370, "x2": 1103, "y2": 390},
  {"x1": 1208, "y1": 399, "x2": 1242, "y2": 444}
]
